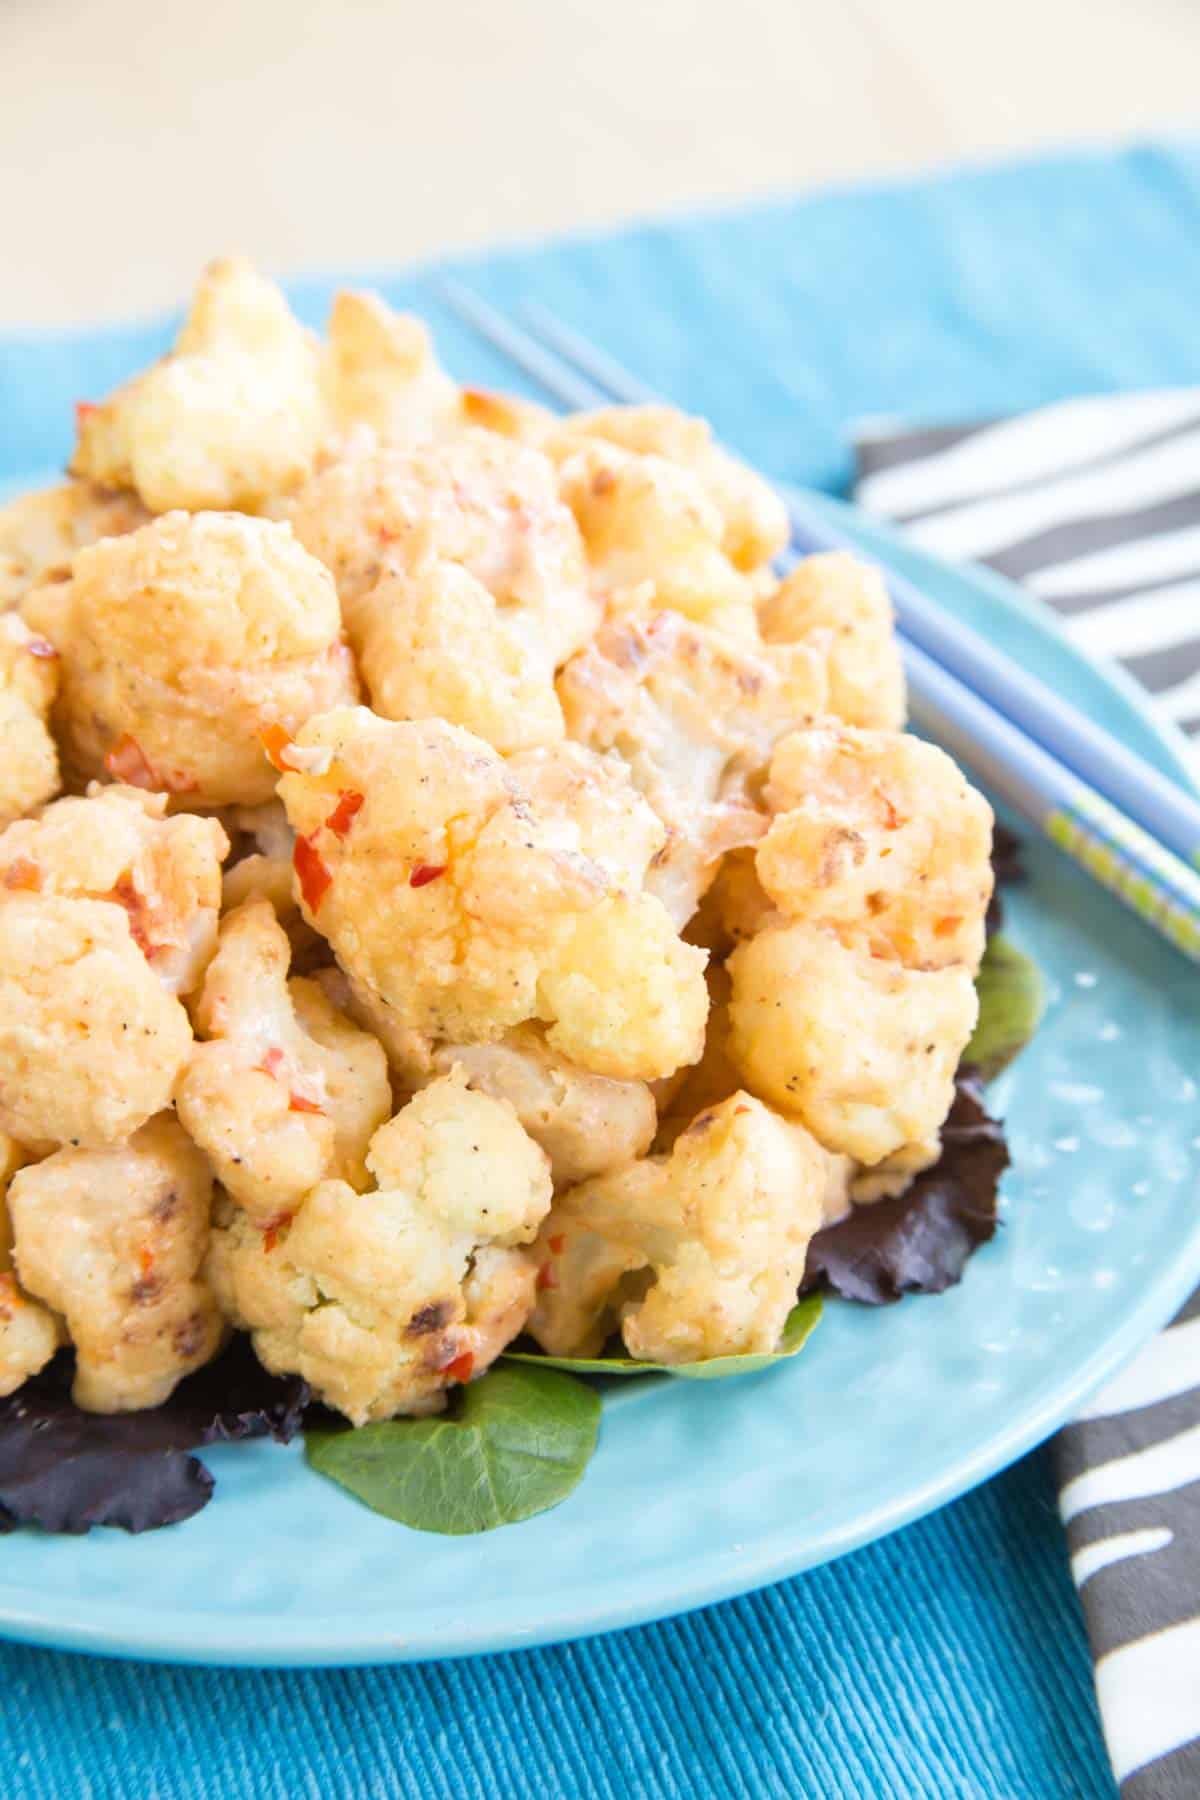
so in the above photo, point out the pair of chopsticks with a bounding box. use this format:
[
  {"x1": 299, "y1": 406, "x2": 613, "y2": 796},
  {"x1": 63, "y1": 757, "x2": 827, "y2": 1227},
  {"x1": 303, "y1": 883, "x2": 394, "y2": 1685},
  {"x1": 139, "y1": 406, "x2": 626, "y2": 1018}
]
[{"x1": 436, "y1": 279, "x2": 1200, "y2": 966}]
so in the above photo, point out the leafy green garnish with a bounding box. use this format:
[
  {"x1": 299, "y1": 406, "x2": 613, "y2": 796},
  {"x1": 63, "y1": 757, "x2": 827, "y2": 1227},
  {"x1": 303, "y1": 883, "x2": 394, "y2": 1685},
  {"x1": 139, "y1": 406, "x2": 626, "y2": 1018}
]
[
  {"x1": 967, "y1": 933, "x2": 1045, "y2": 1081},
  {"x1": 503, "y1": 1294, "x2": 823, "y2": 1380},
  {"x1": 303, "y1": 1363, "x2": 600, "y2": 1535}
]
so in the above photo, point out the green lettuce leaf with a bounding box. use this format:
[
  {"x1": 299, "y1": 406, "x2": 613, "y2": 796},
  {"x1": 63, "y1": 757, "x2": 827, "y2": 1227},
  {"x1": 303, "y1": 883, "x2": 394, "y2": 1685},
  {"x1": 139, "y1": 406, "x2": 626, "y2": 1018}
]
[
  {"x1": 503, "y1": 1294, "x2": 822, "y2": 1380},
  {"x1": 967, "y1": 933, "x2": 1045, "y2": 1081},
  {"x1": 304, "y1": 1362, "x2": 600, "y2": 1535}
]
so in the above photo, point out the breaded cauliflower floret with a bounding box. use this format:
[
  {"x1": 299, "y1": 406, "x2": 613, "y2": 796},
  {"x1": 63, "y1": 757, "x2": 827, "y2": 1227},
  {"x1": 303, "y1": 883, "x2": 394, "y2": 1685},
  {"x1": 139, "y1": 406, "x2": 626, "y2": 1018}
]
[
  {"x1": 0, "y1": 896, "x2": 194, "y2": 1148},
  {"x1": 759, "y1": 553, "x2": 906, "y2": 730},
  {"x1": 758, "y1": 725, "x2": 994, "y2": 972},
  {"x1": 25, "y1": 511, "x2": 357, "y2": 806},
  {"x1": 0, "y1": 480, "x2": 148, "y2": 611},
  {"x1": 278, "y1": 709, "x2": 707, "y2": 1081},
  {"x1": 70, "y1": 257, "x2": 324, "y2": 513},
  {"x1": 8, "y1": 1114, "x2": 222, "y2": 1411},
  {"x1": 0, "y1": 1134, "x2": 62, "y2": 1398},
  {"x1": 284, "y1": 430, "x2": 598, "y2": 671},
  {"x1": 551, "y1": 436, "x2": 760, "y2": 639},
  {"x1": 529, "y1": 1091, "x2": 835, "y2": 1363},
  {"x1": 353, "y1": 557, "x2": 564, "y2": 752},
  {"x1": 177, "y1": 899, "x2": 390, "y2": 1223},
  {"x1": 0, "y1": 613, "x2": 60, "y2": 826},
  {"x1": 0, "y1": 785, "x2": 227, "y2": 994},
  {"x1": 207, "y1": 1070, "x2": 552, "y2": 1422},
  {"x1": 727, "y1": 921, "x2": 977, "y2": 1167},
  {"x1": 551, "y1": 405, "x2": 789, "y2": 571},
  {"x1": 430, "y1": 1027, "x2": 657, "y2": 1189},
  {"x1": 558, "y1": 610, "x2": 826, "y2": 924},
  {"x1": 322, "y1": 290, "x2": 460, "y2": 447}
]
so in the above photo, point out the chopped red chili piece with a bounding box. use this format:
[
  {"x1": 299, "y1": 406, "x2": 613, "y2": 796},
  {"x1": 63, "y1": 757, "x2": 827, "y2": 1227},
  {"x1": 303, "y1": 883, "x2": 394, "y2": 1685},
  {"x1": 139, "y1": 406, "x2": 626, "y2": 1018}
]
[
  {"x1": 293, "y1": 833, "x2": 332, "y2": 913},
  {"x1": 104, "y1": 733, "x2": 160, "y2": 790},
  {"x1": 444, "y1": 1350, "x2": 475, "y2": 1383},
  {"x1": 110, "y1": 872, "x2": 154, "y2": 958},
  {"x1": 260, "y1": 723, "x2": 299, "y2": 774},
  {"x1": 536, "y1": 1263, "x2": 558, "y2": 1292},
  {"x1": 258, "y1": 1048, "x2": 285, "y2": 1079},
  {"x1": 25, "y1": 636, "x2": 58, "y2": 660},
  {"x1": 138, "y1": 1246, "x2": 155, "y2": 1280},
  {"x1": 409, "y1": 863, "x2": 447, "y2": 888},
  {"x1": 74, "y1": 400, "x2": 97, "y2": 428},
  {"x1": 547, "y1": 1234, "x2": 566, "y2": 1255},
  {"x1": 262, "y1": 1214, "x2": 292, "y2": 1254},
  {"x1": 324, "y1": 790, "x2": 364, "y2": 839},
  {"x1": 288, "y1": 1092, "x2": 324, "y2": 1115},
  {"x1": 2, "y1": 858, "x2": 41, "y2": 892}
]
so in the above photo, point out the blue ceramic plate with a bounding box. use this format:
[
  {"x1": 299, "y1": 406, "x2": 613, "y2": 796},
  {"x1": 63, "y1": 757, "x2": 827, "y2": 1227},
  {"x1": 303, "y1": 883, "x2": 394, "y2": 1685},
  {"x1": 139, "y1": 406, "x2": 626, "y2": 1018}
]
[{"x1": 0, "y1": 489, "x2": 1197, "y2": 1668}]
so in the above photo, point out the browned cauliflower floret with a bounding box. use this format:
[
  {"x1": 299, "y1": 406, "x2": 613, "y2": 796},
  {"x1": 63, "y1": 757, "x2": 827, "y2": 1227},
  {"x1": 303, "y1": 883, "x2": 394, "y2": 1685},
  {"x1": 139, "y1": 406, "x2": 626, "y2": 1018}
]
[
  {"x1": 70, "y1": 257, "x2": 324, "y2": 513},
  {"x1": 177, "y1": 898, "x2": 390, "y2": 1224},
  {"x1": 558, "y1": 610, "x2": 826, "y2": 924},
  {"x1": 727, "y1": 922, "x2": 977, "y2": 1167},
  {"x1": 352, "y1": 557, "x2": 564, "y2": 752},
  {"x1": 25, "y1": 510, "x2": 357, "y2": 806},
  {"x1": 8, "y1": 1115, "x2": 221, "y2": 1411},
  {"x1": 0, "y1": 480, "x2": 148, "y2": 610},
  {"x1": 278, "y1": 708, "x2": 708, "y2": 1081},
  {"x1": 283, "y1": 430, "x2": 598, "y2": 673},
  {"x1": 529, "y1": 1091, "x2": 837, "y2": 1363},
  {"x1": 758, "y1": 725, "x2": 994, "y2": 973},
  {"x1": 550, "y1": 405, "x2": 789, "y2": 571},
  {"x1": 207, "y1": 1069, "x2": 552, "y2": 1422},
  {"x1": 551, "y1": 435, "x2": 761, "y2": 639},
  {"x1": 322, "y1": 290, "x2": 460, "y2": 447},
  {"x1": 759, "y1": 553, "x2": 906, "y2": 730},
  {"x1": 0, "y1": 785, "x2": 227, "y2": 994},
  {"x1": 0, "y1": 1134, "x2": 62, "y2": 1397},
  {"x1": 0, "y1": 896, "x2": 194, "y2": 1148},
  {"x1": 0, "y1": 614, "x2": 60, "y2": 826}
]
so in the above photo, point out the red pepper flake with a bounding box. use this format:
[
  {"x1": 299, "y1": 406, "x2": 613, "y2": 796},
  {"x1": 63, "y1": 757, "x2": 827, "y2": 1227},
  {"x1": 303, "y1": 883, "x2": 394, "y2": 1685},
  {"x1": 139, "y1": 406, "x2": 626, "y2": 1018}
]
[
  {"x1": 2, "y1": 858, "x2": 41, "y2": 892},
  {"x1": 934, "y1": 915, "x2": 963, "y2": 938},
  {"x1": 879, "y1": 793, "x2": 902, "y2": 831},
  {"x1": 75, "y1": 400, "x2": 98, "y2": 429},
  {"x1": 409, "y1": 863, "x2": 447, "y2": 889},
  {"x1": 536, "y1": 1263, "x2": 558, "y2": 1292},
  {"x1": 258, "y1": 1047, "x2": 285, "y2": 1079},
  {"x1": 288, "y1": 1091, "x2": 324, "y2": 1116},
  {"x1": 262, "y1": 1213, "x2": 293, "y2": 1255},
  {"x1": 104, "y1": 733, "x2": 160, "y2": 790},
  {"x1": 260, "y1": 723, "x2": 301, "y2": 774},
  {"x1": 547, "y1": 1234, "x2": 566, "y2": 1255},
  {"x1": 138, "y1": 1246, "x2": 155, "y2": 1280},
  {"x1": 25, "y1": 635, "x2": 58, "y2": 660},
  {"x1": 110, "y1": 872, "x2": 154, "y2": 958},
  {"x1": 293, "y1": 832, "x2": 332, "y2": 914},
  {"x1": 324, "y1": 790, "x2": 364, "y2": 840},
  {"x1": 444, "y1": 1350, "x2": 475, "y2": 1384}
]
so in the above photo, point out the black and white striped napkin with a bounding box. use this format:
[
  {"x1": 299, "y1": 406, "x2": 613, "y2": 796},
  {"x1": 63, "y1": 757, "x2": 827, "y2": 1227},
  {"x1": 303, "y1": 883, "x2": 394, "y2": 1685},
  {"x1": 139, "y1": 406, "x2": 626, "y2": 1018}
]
[{"x1": 854, "y1": 393, "x2": 1200, "y2": 1800}]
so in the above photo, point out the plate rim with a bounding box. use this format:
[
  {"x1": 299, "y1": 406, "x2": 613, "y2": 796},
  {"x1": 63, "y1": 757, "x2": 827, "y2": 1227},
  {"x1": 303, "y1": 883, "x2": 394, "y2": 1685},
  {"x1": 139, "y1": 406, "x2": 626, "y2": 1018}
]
[{"x1": 1, "y1": 491, "x2": 1197, "y2": 1668}]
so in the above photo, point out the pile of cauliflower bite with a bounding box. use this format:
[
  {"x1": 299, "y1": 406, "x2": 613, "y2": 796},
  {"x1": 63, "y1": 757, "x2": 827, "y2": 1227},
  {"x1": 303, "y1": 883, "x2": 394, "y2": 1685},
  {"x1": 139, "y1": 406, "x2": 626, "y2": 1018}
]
[{"x1": 0, "y1": 258, "x2": 994, "y2": 1426}]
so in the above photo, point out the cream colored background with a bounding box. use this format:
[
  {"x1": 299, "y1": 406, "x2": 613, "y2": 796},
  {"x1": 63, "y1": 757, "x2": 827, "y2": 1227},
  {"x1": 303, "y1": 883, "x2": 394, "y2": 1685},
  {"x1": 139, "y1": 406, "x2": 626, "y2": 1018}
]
[{"x1": 0, "y1": 0, "x2": 1196, "y2": 328}]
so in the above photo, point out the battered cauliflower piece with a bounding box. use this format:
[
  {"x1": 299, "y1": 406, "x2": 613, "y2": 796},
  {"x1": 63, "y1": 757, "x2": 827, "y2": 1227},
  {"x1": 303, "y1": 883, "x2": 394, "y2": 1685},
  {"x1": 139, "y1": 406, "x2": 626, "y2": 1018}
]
[
  {"x1": 277, "y1": 708, "x2": 707, "y2": 1081},
  {"x1": 529, "y1": 1091, "x2": 834, "y2": 1363},
  {"x1": 0, "y1": 613, "x2": 60, "y2": 826},
  {"x1": 557, "y1": 610, "x2": 826, "y2": 924},
  {"x1": 7, "y1": 1114, "x2": 222, "y2": 1411},
  {"x1": 25, "y1": 510, "x2": 357, "y2": 806},
  {"x1": 551, "y1": 405, "x2": 789, "y2": 571},
  {"x1": 353, "y1": 557, "x2": 564, "y2": 752},
  {"x1": 0, "y1": 480, "x2": 148, "y2": 610},
  {"x1": 284, "y1": 430, "x2": 598, "y2": 670},
  {"x1": 177, "y1": 899, "x2": 390, "y2": 1223},
  {"x1": 322, "y1": 290, "x2": 460, "y2": 447},
  {"x1": 727, "y1": 922, "x2": 977, "y2": 1166},
  {"x1": 207, "y1": 1070, "x2": 552, "y2": 1422},
  {"x1": 0, "y1": 1134, "x2": 62, "y2": 1398},
  {"x1": 759, "y1": 553, "x2": 906, "y2": 731},
  {"x1": 0, "y1": 785, "x2": 227, "y2": 994},
  {"x1": 429, "y1": 1026, "x2": 657, "y2": 1189},
  {"x1": 70, "y1": 256, "x2": 324, "y2": 513},
  {"x1": 758, "y1": 725, "x2": 994, "y2": 972},
  {"x1": 0, "y1": 896, "x2": 194, "y2": 1148},
  {"x1": 552, "y1": 435, "x2": 760, "y2": 638}
]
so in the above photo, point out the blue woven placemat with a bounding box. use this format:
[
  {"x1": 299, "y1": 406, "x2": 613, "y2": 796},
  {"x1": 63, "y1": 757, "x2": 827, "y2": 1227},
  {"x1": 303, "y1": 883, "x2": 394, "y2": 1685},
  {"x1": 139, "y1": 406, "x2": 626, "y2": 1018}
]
[{"x1": 6, "y1": 136, "x2": 1200, "y2": 1799}]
